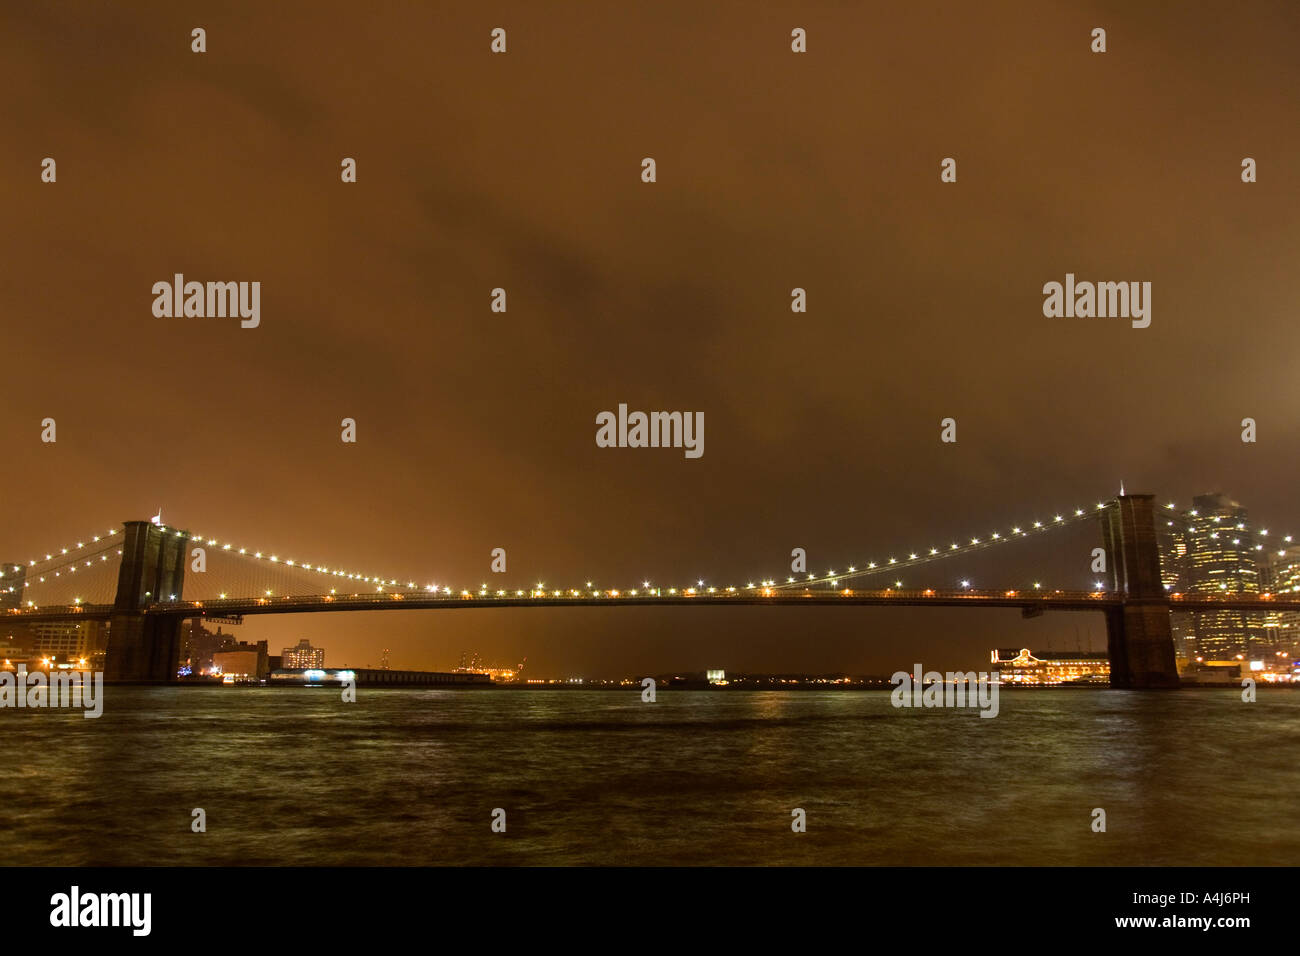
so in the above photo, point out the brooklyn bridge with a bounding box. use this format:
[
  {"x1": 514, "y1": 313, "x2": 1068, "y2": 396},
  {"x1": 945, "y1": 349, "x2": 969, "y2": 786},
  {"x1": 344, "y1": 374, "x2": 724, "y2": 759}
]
[{"x1": 4, "y1": 494, "x2": 1296, "y2": 688}]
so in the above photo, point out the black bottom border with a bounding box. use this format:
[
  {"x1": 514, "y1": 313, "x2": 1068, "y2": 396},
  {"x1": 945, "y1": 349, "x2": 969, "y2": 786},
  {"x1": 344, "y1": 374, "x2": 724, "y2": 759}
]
[{"x1": 5, "y1": 865, "x2": 1291, "y2": 941}]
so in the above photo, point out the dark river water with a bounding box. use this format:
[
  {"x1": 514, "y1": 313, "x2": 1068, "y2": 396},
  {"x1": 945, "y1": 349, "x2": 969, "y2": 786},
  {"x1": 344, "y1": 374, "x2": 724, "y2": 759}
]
[{"x1": 4, "y1": 687, "x2": 1297, "y2": 866}]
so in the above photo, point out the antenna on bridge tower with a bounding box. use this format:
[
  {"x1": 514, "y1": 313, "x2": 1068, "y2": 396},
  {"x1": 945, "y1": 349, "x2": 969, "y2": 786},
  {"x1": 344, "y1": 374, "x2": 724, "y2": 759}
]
[
  {"x1": 1119, "y1": 480, "x2": 1125, "y2": 497},
  {"x1": 150, "y1": 508, "x2": 163, "y2": 526}
]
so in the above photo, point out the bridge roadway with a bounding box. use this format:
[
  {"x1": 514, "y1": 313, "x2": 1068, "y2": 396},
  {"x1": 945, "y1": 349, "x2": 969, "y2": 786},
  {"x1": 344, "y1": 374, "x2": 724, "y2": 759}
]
[{"x1": 11, "y1": 587, "x2": 1300, "y2": 623}]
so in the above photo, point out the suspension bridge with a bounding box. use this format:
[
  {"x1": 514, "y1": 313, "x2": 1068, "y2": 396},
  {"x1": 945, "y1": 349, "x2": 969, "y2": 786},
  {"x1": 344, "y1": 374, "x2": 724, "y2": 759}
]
[{"x1": 4, "y1": 494, "x2": 1297, "y2": 688}]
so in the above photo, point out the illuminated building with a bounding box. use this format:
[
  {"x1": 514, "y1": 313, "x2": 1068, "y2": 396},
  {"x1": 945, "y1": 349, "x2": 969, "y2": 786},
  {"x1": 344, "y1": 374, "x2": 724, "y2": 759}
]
[
  {"x1": 989, "y1": 648, "x2": 1109, "y2": 684},
  {"x1": 1182, "y1": 493, "x2": 1264, "y2": 659},
  {"x1": 28, "y1": 620, "x2": 107, "y2": 667},
  {"x1": 1158, "y1": 519, "x2": 1195, "y2": 658},
  {"x1": 1265, "y1": 544, "x2": 1300, "y2": 660},
  {"x1": 1159, "y1": 522, "x2": 1187, "y2": 591},
  {"x1": 282, "y1": 638, "x2": 325, "y2": 669}
]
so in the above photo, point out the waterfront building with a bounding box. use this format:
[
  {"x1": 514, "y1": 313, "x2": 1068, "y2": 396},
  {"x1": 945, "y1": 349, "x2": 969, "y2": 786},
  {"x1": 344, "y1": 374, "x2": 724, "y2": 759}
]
[{"x1": 989, "y1": 648, "x2": 1109, "y2": 684}]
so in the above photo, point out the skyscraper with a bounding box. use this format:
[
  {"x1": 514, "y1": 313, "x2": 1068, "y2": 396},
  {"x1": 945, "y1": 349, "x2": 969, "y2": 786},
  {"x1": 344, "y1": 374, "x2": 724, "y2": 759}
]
[
  {"x1": 1157, "y1": 514, "x2": 1194, "y2": 658},
  {"x1": 1266, "y1": 543, "x2": 1300, "y2": 660},
  {"x1": 1183, "y1": 493, "x2": 1264, "y2": 659}
]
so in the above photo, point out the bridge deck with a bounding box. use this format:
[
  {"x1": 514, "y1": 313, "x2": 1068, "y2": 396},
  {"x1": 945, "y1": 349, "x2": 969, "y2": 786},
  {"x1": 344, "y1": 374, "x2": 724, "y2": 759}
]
[{"x1": 10, "y1": 588, "x2": 1300, "y2": 622}]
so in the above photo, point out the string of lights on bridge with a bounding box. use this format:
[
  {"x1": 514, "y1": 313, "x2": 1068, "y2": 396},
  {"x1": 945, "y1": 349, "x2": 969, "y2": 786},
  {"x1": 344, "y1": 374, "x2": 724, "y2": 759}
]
[
  {"x1": 0, "y1": 528, "x2": 123, "y2": 598},
  {"x1": 162, "y1": 500, "x2": 1132, "y2": 601},
  {"x1": 6, "y1": 499, "x2": 1120, "y2": 605},
  {"x1": 2, "y1": 522, "x2": 414, "y2": 603},
  {"x1": 761, "y1": 499, "x2": 1124, "y2": 592},
  {"x1": 9, "y1": 498, "x2": 1300, "y2": 611}
]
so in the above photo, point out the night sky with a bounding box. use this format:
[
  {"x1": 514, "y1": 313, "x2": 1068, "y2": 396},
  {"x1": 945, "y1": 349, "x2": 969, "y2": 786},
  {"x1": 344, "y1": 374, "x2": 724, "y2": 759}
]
[{"x1": 5, "y1": 2, "x2": 1298, "y2": 676}]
